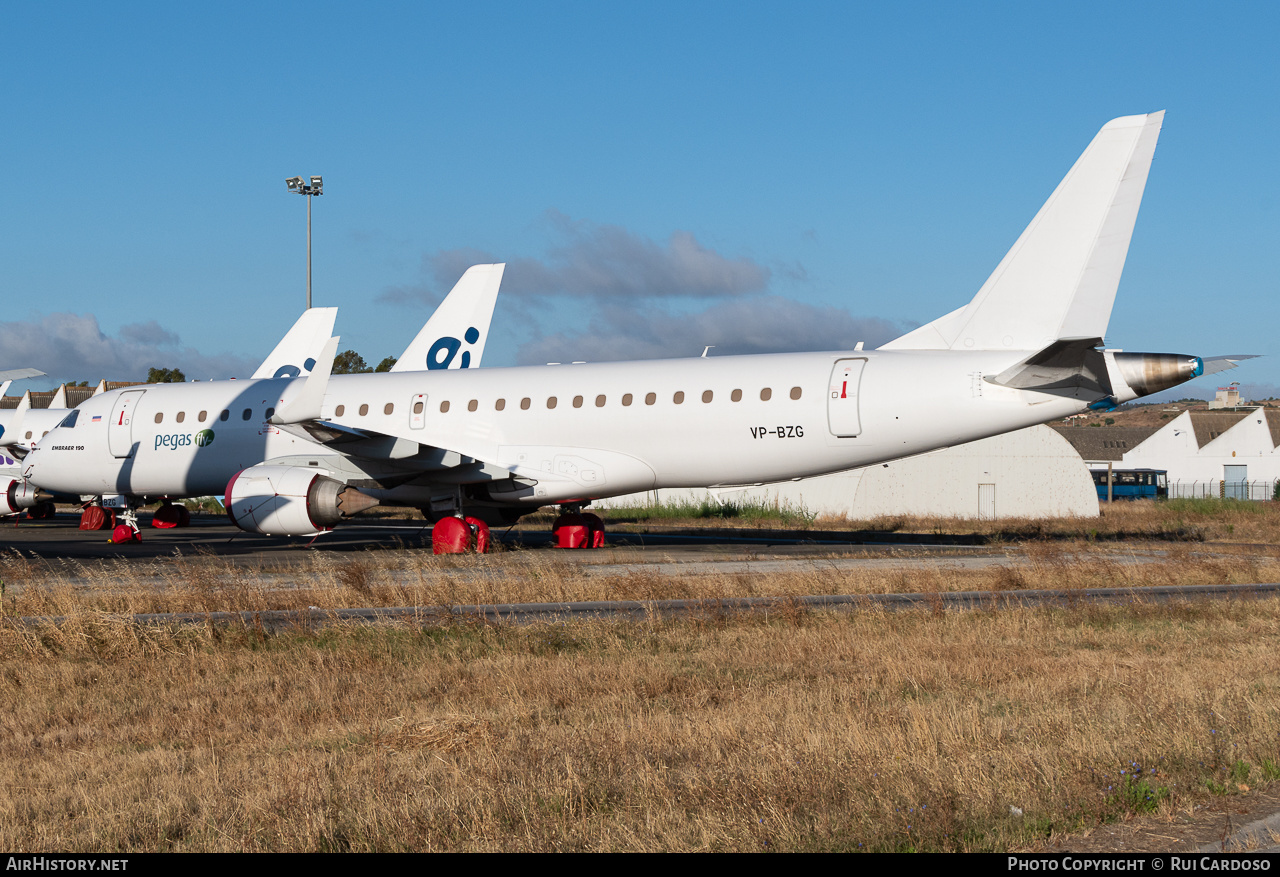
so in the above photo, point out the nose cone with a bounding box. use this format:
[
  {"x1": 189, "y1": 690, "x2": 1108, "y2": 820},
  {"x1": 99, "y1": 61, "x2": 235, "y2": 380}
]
[{"x1": 1111, "y1": 352, "x2": 1203, "y2": 398}]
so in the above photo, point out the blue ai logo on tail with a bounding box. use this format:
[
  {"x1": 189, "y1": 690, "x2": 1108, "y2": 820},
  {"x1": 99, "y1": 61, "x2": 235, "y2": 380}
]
[
  {"x1": 427, "y1": 327, "x2": 480, "y2": 369},
  {"x1": 272, "y1": 357, "x2": 318, "y2": 379}
]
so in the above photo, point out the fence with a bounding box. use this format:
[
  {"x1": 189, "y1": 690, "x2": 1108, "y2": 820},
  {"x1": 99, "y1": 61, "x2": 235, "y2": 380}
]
[{"x1": 1165, "y1": 480, "x2": 1280, "y2": 501}]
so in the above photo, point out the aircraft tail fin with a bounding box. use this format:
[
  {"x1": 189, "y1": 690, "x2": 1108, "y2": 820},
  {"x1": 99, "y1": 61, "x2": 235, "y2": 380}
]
[
  {"x1": 391, "y1": 263, "x2": 505, "y2": 372},
  {"x1": 881, "y1": 111, "x2": 1164, "y2": 352},
  {"x1": 252, "y1": 307, "x2": 339, "y2": 379}
]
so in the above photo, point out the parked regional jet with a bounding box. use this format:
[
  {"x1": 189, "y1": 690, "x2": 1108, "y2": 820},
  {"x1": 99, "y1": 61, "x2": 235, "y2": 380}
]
[
  {"x1": 12, "y1": 264, "x2": 505, "y2": 528},
  {"x1": 22, "y1": 113, "x2": 1242, "y2": 548}
]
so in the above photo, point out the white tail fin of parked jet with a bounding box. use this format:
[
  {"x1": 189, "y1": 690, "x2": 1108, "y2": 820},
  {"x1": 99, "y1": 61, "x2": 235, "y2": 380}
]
[
  {"x1": 252, "y1": 307, "x2": 339, "y2": 379},
  {"x1": 391, "y1": 263, "x2": 505, "y2": 372},
  {"x1": 882, "y1": 112, "x2": 1164, "y2": 353}
]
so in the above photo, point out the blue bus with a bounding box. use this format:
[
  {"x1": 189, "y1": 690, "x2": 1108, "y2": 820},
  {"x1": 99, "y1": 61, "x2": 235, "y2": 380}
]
[{"x1": 1092, "y1": 469, "x2": 1168, "y2": 501}]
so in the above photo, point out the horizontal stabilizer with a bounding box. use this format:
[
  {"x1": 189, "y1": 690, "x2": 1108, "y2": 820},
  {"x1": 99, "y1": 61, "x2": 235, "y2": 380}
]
[
  {"x1": 1200, "y1": 355, "x2": 1259, "y2": 376},
  {"x1": 882, "y1": 112, "x2": 1164, "y2": 352},
  {"x1": 0, "y1": 368, "x2": 45, "y2": 383}
]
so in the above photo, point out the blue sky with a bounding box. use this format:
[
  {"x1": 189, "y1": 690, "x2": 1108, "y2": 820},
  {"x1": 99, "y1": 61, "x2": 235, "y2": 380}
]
[{"x1": 1, "y1": 2, "x2": 1276, "y2": 400}]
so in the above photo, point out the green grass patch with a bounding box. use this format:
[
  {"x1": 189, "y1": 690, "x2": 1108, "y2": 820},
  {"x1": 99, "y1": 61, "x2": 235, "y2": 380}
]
[{"x1": 602, "y1": 497, "x2": 815, "y2": 526}]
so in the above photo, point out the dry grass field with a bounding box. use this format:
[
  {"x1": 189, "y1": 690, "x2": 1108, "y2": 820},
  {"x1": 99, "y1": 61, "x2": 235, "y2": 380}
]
[{"x1": 2, "y1": 498, "x2": 1279, "y2": 852}]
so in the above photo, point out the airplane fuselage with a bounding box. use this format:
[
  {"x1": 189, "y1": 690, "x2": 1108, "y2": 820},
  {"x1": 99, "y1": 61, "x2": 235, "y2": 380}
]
[{"x1": 26, "y1": 347, "x2": 1093, "y2": 505}]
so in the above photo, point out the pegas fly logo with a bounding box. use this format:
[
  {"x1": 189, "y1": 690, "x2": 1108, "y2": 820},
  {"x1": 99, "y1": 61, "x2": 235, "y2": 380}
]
[
  {"x1": 426, "y1": 327, "x2": 480, "y2": 369},
  {"x1": 155, "y1": 429, "x2": 215, "y2": 451},
  {"x1": 272, "y1": 358, "x2": 318, "y2": 379}
]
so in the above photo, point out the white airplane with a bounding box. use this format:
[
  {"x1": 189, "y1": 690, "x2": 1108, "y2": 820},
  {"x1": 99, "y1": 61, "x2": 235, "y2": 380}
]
[
  {"x1": 13, "y1": 264, "x2": 505, "y2": 530},
  {"x1": 23, "y1": 113, "x2": 1240, "y2": 548}
]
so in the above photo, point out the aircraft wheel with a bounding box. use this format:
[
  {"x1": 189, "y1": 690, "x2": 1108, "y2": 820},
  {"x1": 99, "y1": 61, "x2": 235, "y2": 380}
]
[
  {"x1": 29, "y1": 501, "x2": 56, "y2": 520},
  {"x1": 151, "y1": 503, "x2": 182, "y2": 529},
  {"x1": 432, "y1": 516, "x2": 471, "y2": 554},
  {"x1": 79, "y1": 506, "x2": 109, "y2": 531},
  {"x1": 552, "y1": 512, "x2": 588, "y2": 549},
  {"x1": 582, "y1": 513, "x2": 605, "y2": 549},
  {"x1": 465, "y1": 516, "x2": 491, "y2": 553},
  {"x1": 110, "y1": 524, "x2": 140, "y2": 544}
]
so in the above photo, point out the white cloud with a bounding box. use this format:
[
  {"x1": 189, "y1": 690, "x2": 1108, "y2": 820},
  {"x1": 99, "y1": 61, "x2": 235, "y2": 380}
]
[
  {"x1": 515, "y1": 296, "x2": 907, "y2": 364},
  {"x1": 381, "y1": 210, "x2": 771, "y2": 307},
  {"x1": 0, "y1": 313, "x2": 257, "y2": 384}
]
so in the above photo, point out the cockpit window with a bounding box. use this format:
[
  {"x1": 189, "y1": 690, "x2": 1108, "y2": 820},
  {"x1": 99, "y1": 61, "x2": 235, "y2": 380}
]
[{"x1": 57, "y1": 410, "x2": 79, "y2": 429}]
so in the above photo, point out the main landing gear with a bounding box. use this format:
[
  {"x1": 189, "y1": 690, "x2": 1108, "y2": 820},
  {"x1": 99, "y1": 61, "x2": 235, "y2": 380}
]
[
  {"x1": 431, "y1": 515, "x2": 491, "y2": 555},
  {"x1": 150, "y1": 501, "x2": 191, "y2": 529},
  {"x1": 78, "y1": 501, "x2": 116, "y2": 531},
  {"x1": 552, "y1": 504, "x2": 605, "y2": 549},
  {"x1": 26, "y1": 501, "x2": 57, "y2": 521}
]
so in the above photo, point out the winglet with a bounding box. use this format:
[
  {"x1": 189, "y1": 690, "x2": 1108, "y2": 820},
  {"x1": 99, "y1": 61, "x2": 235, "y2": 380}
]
[
  {"x1": 2, "y1": 391, "x2": 33, "y2": 449},
  {"x1": 882, "y1": 112, "x2": 1165, "y2": 352},
  {"x1": 271, "y1": 336, "x2": 339, "y2": 424},
  {"x1": 392, "y1": 263, "x2": 504, "y2": 371},
  {"x1": 253, "y1": 307, "x2": 339, "y2": 379}
]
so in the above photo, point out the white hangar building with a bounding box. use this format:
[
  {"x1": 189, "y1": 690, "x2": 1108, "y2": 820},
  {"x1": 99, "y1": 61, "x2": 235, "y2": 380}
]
[
  {"x1": 597, "y1": 424, "x2": 1100, "y2": 520},
  {"x1": 1055, "y1": 408, "x2": 1280, "y2": 500}
]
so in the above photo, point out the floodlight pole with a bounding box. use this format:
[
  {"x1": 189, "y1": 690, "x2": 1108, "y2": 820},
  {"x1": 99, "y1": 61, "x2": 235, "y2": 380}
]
[
  {"x1": 286, "y1": 175, "x2": 324, "y2": 310},
  {"x1": 307, "y1": 193, "x2": 313, "y2": 310}
]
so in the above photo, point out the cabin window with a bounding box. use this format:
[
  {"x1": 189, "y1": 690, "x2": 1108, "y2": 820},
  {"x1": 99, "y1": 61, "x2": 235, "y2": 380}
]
[
  {"x1": 265, "y1": 407, "x2": 275, "y2": 419},
  {"x1": 622, "y1": 393, "x2": 633, "y2": 406},
  {"x1": 359, "y1": 404, "x2": 369, "y2": 416},
  {"x1": 440, "y1": 401, "x2": 450, "y2": 413},
  {"x1": 467, "y1": 400, "x2": 478, "y2": 412},
  {"x1": 573, "y1": 395, "x2": 583, "y2": 408},
  {"x1": 731, "y1": 389, "x2": 742, "y2": 402},
  {"x1": 24, "y1": 431, "x2": 31, "y2": 440},
  {"x1": 547, "y1": 396, "x2": 558, "y2": 409},
  {"x1": 176, "y1": 411, "x2": 186, "y2": 423},
  {"x1": 413, "y1": 401, "x2": 424, "y2": 414},
  {"x1": 673, "y1": 391, "x2": 685, "y2": 404},
  {"x1": 702, "y1": 390, "x2": 713, "y2": 403},
  {"x1": 520, "y1": 397, "x2": 531, "y2": 410},
  {"x1": 495, "y1": 399, "x2": 506, "y2": 411},
  {"x1": 595, "y1": 395, "x2": 606, "y2": 408},
  {"x1": 154, "y1": 413, "x2": 163, "y2": 424},
  {"x1": 335, "y1": 405, "x2": 345, "y2": 417},
  {"x1": 384, "y1": 403, "x2": 394, "y2": 415},
  {"x1": 242, "y1": 409, "x2": 252, "y2": 421},
  {"x1": 760, "y1": 388, "x2": 772, "y2": 401},
  {"x1": 790, "y1": 386, "x2": 802, "y2": 400},
  {"x1": 198, "y1": 410, "x2": 207, "y2": 422},
  {"x1": 220, "y1": 410, "x2": 230, "y2": 422},
  {"x1": 645, "y1": 392, "x2": 656, "y2": 405}
]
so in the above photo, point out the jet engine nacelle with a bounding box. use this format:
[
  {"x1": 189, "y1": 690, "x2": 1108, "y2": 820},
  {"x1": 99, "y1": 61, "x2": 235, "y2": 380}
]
[
  {"x1": 225, "y1": 464, "x2": 379, "y2": 536},
  {"x1": 0, "y1": 478, "x2": 47, "y2": 516}
]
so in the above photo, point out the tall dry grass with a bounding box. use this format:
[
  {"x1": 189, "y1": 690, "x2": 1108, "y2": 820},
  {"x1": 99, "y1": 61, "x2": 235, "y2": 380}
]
[
  {"x1": 1, "y1": 596, "x2": 1278, "y2": 851},
  {"x1": 2, "y1": 500, "x2": 1280, "y2": 852}
]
